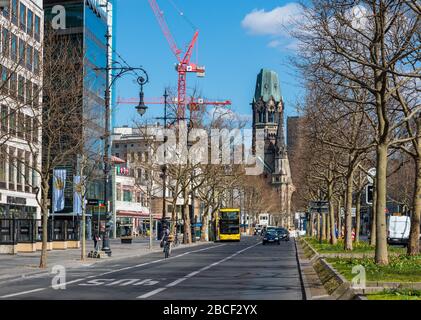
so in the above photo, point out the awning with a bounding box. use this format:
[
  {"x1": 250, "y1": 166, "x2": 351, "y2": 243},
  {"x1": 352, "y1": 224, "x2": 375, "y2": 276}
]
[{"x1": 111, "y1": 155, "x2": 126, "y2": 164}]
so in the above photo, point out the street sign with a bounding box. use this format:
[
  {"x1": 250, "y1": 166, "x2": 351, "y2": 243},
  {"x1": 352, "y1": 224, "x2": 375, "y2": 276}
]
[
  {"x1": 366, "y1": 185, "x2": 374, "y2": 205},
  {"x1": 87, "y1": 199, "x2": 99, "y2": 206},
  {"x1": 367, "y1": 168, "x2": 376, "y2": 184},
  {"x1": 87, "y1": 199, "x2": 104, "y2": 206}
]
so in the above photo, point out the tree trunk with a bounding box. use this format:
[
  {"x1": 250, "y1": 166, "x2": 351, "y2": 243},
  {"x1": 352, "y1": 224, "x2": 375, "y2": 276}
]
[
  {"x1": 200, "y1": 205, "x2": 210, "y2": 242},
  {"x1": 328, "y1": 183, "x2": 337, "y2": 245},
  {"x1": 183, "y1": 205, "x2": 192, "y2": 244},
  {"x1": 322, "y1": 213, "x2": 327, "y2": 241},
  {"x1": 81, "y1": 208, "x2": 86, "y2": 261},
  {"x1": 344, "y1": 171, "x2": 354, "y2": 251},
  {"x1": 370, "y1": 181, "x2": 377, "y2": 246},
  {"x1": 326, "y1": 210, "x2": 331, "y2": 243},
  {"x1": 308, "y1": 212, "x2": 313, "y2": 237},
  {"x1": 375, "y1": 143, "x2": 389, "y2": 265},
  {"x1": 318, "y1": 213, "x2": 322, "y2": 242},
  {"x1": 337, "y1": 197, "x2": 342, "y2": 239},
  {"x1": 39, "y1": 181, "x2": 49, "y2": 268},
  {"x1": 408, "y1": 146, "x2": 421, "y2": 255},
  {"x1": 355, "y1": 191, "x2": 361, "y2": 243}
]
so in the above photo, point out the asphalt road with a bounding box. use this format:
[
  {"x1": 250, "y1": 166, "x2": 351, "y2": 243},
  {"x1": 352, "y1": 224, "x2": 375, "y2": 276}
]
[{"x1": 0, "y1": 236, "x2": 304, "y2": 300}]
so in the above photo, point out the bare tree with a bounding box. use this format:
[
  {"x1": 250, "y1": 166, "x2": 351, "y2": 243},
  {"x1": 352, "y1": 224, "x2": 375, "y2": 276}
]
[{"x1": 293, "y1": 0, "x2": 420, "y2": 264}]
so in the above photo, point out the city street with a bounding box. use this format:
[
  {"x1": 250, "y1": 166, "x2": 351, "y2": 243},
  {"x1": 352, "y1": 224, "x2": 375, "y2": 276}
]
[{"x1": 0, "y1": 237, "x2": 304, "y2": 300}]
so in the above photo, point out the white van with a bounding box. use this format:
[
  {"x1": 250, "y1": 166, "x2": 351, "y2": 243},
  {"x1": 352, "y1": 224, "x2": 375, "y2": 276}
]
[{"x1": 388, "y1": 216, "x2": 410, "y2": 245}]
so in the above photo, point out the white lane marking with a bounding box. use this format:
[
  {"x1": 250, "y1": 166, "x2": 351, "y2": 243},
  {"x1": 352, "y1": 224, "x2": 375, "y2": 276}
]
[
  {"x1": 166, "y1": 277, "x2": 188, "y2": 287},
  {"x1": 0, "y1": 288, "x2": 46, "y2": 298},
  {"x1": 137, "y1": 287, "x2": 167, "y2": 299},
  {"x1": 0, "y1": 243, "x2": 225, "y2": 299},
  {"x1": 137, "y1": 241, "x2": 260, "y2": 299}
]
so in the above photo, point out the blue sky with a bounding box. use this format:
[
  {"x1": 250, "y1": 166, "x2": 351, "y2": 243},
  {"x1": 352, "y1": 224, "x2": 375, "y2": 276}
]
[{"x1": 113, "y1": 0, "x2": 305, "y2": 128}]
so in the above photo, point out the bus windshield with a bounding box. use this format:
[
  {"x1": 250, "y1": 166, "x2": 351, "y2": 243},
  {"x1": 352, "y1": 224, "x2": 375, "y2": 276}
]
[{"x1": 220, "y1": 221, "x2": 240, "y2": 234}]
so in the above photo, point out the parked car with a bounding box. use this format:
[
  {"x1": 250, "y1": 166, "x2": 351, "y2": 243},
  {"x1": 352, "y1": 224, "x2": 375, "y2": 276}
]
[
  {"x1": 276, "y1": 227, "x2": 290, "y2": 241},
  {"x1": 262, "y1": 229, "x2": 280, "y2": 245},
  {"x1": 388, "y1": 216, "x2": 410, "y2": 246}
]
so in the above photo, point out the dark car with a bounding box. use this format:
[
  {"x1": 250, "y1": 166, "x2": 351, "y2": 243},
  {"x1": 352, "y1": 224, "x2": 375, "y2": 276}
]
[
  {"x1": 276, "y1": 227, "x2": 290, "y2": 241},
  {"x1": 262, "y1": 229, "x2": 280, "y2": 245}
]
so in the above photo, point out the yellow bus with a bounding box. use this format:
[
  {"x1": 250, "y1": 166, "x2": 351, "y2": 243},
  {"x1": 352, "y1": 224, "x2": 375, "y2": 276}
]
[{"x1": 216, "y1": 208, "x2": 241, "y2": 241}]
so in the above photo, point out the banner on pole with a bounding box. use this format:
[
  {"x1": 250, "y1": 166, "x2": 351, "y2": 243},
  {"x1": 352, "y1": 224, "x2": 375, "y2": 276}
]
[{"x1": 52, "y1": 169, "x2": 66, "y2": 213}]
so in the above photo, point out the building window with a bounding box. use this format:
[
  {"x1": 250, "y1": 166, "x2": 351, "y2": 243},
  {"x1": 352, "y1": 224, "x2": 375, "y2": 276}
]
[
  {"x1": 25, "y1": 114, "x2": 31, "y2": 142},
  {"x1": 10, "y1": 34, "x2": 17, "y2": 62},
  {"x1": 32, "y1": 117, "x2": 38, "y2": 143},
  {"x1": 19, "y1": 2, "x2": 26, "y2": 32},
  {"x1": 18, "y1": 75, "x2": 25, "y2": 103},
  {"x1": 18, "y1": 38, "x2": 25, "y2": 66},
  {"x1": 268, "y1": 112, "x2": 275, "y2": 123},
  {"x1": 0, "y1": 145, "x2": 6, "y2": 189},
  {"x1": 8, "y1": 147, "x2": 15, "y2": 190},
  {"x1": 34, "y1": 15, "x2": 40, "y2": 42},
  {"x1": 33, "y1": 84, "x2": 39, "y2": 108},
  {"x1": 17, "y1": 111, "x2": 24, "y2": 139},
  {"x1": 9, "y1": 72, "x2": 16, "y2": 97},
  {"x1": 11, "y1": 0, "x2": 18, "y2": 26},
  {"x1": 258, "y1": 111, "x2": 265, "y2": 123},
  {"x1": 123, "y1": 190, "x2": 132, "y2": 202},
  {"x1": 26, "y1": 45, "x2": 32, "y2": 71},
  {"x1": 0, "y1": 105, "x2": 8, "y2": 134},
  {"x1": 27, "y1": 9, "x2": 33, "y2": 36},
  {"x1": 115, "y1": 144, "x2": 119, "y2": 148},
  {"x1": 0, "y1": 66, "x2": 8, "y2": 94},
  {"x1": 16, "y1": 149, "x2": 23, "y2": 191},
  {"x1": 33, "y1": 49, "x2": 39, "y2": 74},
  {"x1": 26, "y1": 79, "x2": 32, "y2": 105},
  {"x1": 9, "y1": 110, "x2": 16, "y2": 136},
  {"x1": 1, "y1": 28, "x2": 9, "y2": 57},
  {"x1": 2, "y1": 1, "x2": 9, "y2": 19}
]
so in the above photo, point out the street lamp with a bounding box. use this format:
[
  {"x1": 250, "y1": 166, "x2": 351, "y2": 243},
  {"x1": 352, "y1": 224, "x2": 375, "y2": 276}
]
[{"x1": 136, "y1": 75, "x2": 149, "y2": 117}]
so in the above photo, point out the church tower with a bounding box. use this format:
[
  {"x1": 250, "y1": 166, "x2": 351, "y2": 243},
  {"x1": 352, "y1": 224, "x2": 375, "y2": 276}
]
[
  {"x1": 252, "y1": 69, "x2": 284, "y2": 176},
  {"x1": 251, "y1": 69, "x2": 295, "y2": 228}
]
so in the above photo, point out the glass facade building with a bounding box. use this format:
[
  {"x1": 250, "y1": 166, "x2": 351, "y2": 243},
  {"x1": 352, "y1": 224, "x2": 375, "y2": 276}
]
[{"x1": 43, "y1": 0, "x2": 114, "y2": 219}]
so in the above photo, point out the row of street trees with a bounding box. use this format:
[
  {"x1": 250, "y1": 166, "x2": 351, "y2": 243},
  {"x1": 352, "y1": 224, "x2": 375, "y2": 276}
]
[{"x1": 290, "y1": 0, "x2": 420, "y2": 265}]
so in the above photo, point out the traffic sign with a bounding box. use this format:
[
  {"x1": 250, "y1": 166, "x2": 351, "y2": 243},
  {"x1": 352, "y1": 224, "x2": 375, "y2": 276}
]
[{"x1": 367, "y1": 168, "x2": 376, "y2": 184}]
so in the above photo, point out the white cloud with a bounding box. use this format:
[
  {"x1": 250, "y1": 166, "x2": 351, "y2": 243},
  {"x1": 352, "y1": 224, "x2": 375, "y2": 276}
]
[
  {"x1": 241, "y1": 3, "x2": 303, "y2": 36},
  {"x1": 241, "y1": 3, "x2": 304, "y2": 51}
]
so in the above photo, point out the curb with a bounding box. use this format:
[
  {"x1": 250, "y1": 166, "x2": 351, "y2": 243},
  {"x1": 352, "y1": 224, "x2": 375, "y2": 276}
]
[
  {"x1": 294, "y1": 238, "x2": 312, "y2": 300},
  {"x1": 299, "y1": 238, "x2": 364, "y2": 300}
]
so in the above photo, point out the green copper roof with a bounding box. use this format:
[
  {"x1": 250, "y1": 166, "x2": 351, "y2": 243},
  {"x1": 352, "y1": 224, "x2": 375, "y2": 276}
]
[{"x1": 254, "y1": 69, "x2": 282, "y2": 103}]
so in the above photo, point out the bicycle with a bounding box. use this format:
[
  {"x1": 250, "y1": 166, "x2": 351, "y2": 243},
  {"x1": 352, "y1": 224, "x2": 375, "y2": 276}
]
[{"x1": 163, "y1": 234, "x2": 174, "y2": 258}]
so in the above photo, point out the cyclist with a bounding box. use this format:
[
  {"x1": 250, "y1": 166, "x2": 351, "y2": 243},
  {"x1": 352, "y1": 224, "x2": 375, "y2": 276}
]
[{"x1": 162, "y1": 226, "x2": 172, "y2": 258}]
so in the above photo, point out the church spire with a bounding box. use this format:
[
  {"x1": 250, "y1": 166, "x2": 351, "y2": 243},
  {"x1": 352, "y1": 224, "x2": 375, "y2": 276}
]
[{"x1": 275, "y1": 100, "x2": 287, "y2": 158}]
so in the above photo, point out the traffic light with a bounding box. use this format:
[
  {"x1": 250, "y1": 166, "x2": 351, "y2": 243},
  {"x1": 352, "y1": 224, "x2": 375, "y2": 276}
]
[{"x1": 366, "y1": 185, "x2": 374, "y2": 205}]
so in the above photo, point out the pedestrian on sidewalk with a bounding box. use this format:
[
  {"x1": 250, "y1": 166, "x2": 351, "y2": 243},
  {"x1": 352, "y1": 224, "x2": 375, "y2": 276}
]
[{"x1": 93, "y1": 233, "x2": 101, "y2": 251}]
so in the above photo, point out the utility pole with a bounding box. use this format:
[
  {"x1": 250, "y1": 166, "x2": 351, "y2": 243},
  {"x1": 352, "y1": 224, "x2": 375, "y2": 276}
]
[
  {"x1": 101, "y1": 0, "x2": 112, "y2": 255},
  {"x1": 160, "y1": 90, "x2": 168, "y2": 240}
]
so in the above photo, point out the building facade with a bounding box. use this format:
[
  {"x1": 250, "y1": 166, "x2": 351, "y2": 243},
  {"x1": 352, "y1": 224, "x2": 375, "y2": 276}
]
[
  {"x1": 251, "y1": 69, "x2": 295, "y2": 227},
  {"x1": 0, "y1": 0, "x2": 43, "y2": 252},
  {"x1": 43, "y1": 0, "x2": 113, "y2": 236}
]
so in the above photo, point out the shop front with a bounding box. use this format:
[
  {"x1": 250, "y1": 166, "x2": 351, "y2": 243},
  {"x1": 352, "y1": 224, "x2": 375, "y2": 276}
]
[{"x1": 0, "y1": 199, "x2": 40, "y2": 254}]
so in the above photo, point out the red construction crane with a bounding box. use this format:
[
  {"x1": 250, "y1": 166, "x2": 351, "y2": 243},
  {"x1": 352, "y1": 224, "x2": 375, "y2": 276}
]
[{"x1": 148, "y1": 0, "x2": 205, "y2": 119}]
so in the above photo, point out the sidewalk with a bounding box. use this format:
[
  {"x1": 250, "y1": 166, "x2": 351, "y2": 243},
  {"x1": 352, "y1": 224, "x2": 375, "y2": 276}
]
[{"x1": 0, "y1": 238, "x2": 207, "y2": 282}]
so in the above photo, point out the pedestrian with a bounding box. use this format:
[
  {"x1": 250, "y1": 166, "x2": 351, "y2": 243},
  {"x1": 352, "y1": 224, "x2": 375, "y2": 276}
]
[{"x1": 93, "y1": 233, "x2": 101, "y2": 251}]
